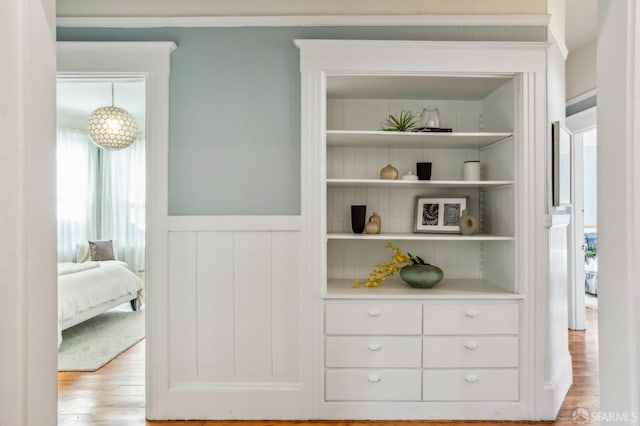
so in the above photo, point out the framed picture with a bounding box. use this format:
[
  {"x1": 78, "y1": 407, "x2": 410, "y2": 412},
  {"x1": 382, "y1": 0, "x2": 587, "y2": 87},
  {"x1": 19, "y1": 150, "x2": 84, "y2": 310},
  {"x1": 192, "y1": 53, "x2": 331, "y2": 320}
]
[
  {"x1": 552, "y1": 121, "x2": 572, "y2": 208},
  {"x1": 413, "y1": 195, "x2": 469, "y2": 233}
]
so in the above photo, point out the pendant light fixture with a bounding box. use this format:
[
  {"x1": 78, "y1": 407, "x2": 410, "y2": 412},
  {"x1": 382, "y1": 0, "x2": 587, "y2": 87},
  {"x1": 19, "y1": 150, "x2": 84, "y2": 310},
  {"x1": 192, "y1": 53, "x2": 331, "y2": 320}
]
[{"x1": 86, "y1": 83, "x2": 138, "y2": 150}]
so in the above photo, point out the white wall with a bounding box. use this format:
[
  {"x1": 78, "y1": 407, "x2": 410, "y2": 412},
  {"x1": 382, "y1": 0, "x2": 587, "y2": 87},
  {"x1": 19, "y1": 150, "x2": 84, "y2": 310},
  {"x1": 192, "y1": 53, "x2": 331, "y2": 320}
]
[
  {"x1": 597, "y1": 0, "x2": 640, "y2": 422},
  {"x1": 56, "y1": 0, "x2": 547, "y2": 17},
  {"x1": 0, "y1": 0, "x2": 58, "y2": 424},
  {"x1": 566, "y1": 39, "x2": 597, "y2": 101}
]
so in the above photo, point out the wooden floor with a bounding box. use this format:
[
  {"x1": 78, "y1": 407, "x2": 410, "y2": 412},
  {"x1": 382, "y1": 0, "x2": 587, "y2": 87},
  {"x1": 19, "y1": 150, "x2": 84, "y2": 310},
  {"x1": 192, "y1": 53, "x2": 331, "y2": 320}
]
[{"x1": 58, "y1": 308, "x2": 599, "y2": 425}]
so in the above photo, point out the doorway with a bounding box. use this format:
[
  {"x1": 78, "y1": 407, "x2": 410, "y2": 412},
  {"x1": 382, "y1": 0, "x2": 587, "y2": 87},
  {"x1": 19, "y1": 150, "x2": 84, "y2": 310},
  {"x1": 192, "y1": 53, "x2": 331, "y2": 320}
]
[
  {"x1": 566, "y1": 106, "x2": 598, "y2": 330},
  {"x1": 56, "y1": 76, "x2": 147, "y2": 420}
]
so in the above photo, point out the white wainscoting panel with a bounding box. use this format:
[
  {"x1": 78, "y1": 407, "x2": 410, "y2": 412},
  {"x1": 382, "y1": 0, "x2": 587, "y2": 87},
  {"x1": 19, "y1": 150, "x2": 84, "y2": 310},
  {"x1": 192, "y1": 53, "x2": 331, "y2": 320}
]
[
  {"x1": 168, "y1": 231, "x2": 198, "y2": 383},
  {"x1": 168, "y1": 224, "x2": 302, "y2": 387}
]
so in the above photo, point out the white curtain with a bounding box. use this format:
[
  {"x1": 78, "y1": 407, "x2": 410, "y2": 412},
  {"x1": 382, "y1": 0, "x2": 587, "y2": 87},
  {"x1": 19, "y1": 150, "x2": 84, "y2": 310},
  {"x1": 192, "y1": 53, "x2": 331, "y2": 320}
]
[
  {"x1": 57, "y1": 127, "x2": 146, "y2": 271},
  {"x1": 56, "y1": 128, "x2": 98, "y2": 262},
  {"x1": 100, "y1": 137, "x2": 146, "y2": 272}
]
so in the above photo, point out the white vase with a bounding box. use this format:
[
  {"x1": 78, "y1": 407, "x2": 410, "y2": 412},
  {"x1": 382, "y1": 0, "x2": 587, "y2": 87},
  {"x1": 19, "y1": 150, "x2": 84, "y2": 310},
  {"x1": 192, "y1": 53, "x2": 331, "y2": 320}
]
[{"x1": 459, "y1": 209, "x2": 479, "y2": 235}]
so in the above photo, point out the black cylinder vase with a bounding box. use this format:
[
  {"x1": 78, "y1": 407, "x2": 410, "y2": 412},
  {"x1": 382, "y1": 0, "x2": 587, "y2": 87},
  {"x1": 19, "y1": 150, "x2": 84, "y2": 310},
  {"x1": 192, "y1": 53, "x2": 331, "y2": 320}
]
[{"x1": 351, "y1": 205, "x2": 366, "y2": 234}]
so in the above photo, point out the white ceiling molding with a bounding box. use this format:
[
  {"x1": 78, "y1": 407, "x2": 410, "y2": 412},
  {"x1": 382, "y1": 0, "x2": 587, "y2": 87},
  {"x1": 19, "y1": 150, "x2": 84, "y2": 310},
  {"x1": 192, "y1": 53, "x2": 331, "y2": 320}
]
[
  {"x1": 56, "y1": 14, "x2": 550, "y2": 28},
  {"x1": 547, "y1": 25, "x2": 569, "y2": 59}
]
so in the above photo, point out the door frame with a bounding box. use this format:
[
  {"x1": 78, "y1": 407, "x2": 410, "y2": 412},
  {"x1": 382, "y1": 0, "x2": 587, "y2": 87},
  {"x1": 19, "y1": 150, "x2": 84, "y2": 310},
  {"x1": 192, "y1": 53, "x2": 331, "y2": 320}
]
[
  {"x1": 57, "y1": 42, "x2": 176, "y2": 419},
  {"x1": 565, "y1": 106, "x2": 597, "y2": 330}
]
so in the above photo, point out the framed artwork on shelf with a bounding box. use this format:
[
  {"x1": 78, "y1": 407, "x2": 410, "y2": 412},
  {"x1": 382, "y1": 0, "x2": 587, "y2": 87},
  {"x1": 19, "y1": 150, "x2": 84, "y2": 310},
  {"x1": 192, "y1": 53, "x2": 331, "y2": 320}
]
[
  {"x1": 552, "y1": 121, "x2": 573, "y2": 208},
  {"x1": 413, "y1": 195, "x2": 469, "y2": 233}
]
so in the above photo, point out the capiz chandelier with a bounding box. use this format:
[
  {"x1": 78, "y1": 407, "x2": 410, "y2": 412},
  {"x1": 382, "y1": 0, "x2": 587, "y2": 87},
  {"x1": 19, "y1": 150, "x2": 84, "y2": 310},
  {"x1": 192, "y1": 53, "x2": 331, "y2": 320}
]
[{"x1": 86, "y1": 83, "x2": 138, "y2": 150}]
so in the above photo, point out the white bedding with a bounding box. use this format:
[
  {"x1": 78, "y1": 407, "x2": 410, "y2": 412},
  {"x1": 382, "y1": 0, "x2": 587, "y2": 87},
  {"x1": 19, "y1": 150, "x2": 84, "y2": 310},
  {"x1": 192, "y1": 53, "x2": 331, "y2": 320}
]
[{"x1": 58, "y1": 260, "x2": 144, "y2": 346}]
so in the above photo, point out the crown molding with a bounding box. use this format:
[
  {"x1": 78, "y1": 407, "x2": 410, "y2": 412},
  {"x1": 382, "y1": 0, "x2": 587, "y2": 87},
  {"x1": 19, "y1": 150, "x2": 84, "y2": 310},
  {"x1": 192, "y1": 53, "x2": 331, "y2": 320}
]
[
  {"x1": 547, "y1": 25, "x2": 569, "y2": 59},
  {"x1": 56, "y1": 14, "x2": 550, "y2": 28}
]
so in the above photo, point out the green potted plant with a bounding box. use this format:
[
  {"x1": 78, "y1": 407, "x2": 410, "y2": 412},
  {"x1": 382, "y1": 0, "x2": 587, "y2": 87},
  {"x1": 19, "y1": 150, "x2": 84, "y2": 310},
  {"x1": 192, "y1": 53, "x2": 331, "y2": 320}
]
[{"x1": 380, "y1": 111, "x2": 418, "y2": 132}]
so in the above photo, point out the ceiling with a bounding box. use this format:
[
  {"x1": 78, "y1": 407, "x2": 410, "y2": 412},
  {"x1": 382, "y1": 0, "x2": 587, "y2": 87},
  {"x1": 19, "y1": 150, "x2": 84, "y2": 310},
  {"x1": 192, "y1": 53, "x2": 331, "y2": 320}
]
[
  {"x1": 565, "y1": 0, "x2": 597, "y2": 52},
  {"x1": 57, "y1": 78, "x2": 146, "y2": 131}
]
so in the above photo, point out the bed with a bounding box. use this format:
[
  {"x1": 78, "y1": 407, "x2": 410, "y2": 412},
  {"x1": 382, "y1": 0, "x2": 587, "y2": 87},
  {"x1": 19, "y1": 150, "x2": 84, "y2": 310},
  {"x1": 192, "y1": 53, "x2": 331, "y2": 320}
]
[{"x1": 57, "y1": 260, "x2": 144, "y2": 347}]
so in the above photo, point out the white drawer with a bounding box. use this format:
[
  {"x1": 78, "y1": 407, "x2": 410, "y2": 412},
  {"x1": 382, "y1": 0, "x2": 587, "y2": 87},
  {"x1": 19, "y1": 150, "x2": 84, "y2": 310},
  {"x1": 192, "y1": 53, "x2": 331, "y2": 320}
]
[
  {"x1": 326, "y1": 369, "x2": 421, "y2": 401},
  {"x1": 423, "y1": 336, "x2": 518, "y2": 368},
  {"x1": 423, "y1": 303, "x2": 519, "y2": 335},
  {"x1": 423, "y1": 369, "x2": 518, "y2": 401},
  {"x1": 325, "y1": 303, "x2": 421, "y2": 335},
  {"x1": 326, "y1": 336, "x2": 421, "y2": 368}
]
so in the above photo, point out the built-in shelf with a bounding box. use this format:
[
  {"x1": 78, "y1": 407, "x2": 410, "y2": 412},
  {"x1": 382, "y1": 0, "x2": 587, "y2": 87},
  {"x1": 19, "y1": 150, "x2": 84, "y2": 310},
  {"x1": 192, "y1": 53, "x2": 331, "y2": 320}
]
[
  {"x1": 327, "y1": 232, "x2": 514, "y2": 241},
  {"x1": 325, "y1": 278, "x2": 522, "y2": 299},
  {"x1": 327, "y1": 178, "x2": 513, "y2": 189},
  {"x1": 326, "y1": 130, "x2": 512, "y2": 149}
]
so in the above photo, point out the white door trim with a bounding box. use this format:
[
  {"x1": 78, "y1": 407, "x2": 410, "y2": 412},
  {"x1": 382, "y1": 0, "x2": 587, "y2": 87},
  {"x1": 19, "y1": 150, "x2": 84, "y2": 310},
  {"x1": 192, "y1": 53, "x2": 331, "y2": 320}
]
[{"x1": 57, "y1": 41, "x2": 177, "y2": 419}]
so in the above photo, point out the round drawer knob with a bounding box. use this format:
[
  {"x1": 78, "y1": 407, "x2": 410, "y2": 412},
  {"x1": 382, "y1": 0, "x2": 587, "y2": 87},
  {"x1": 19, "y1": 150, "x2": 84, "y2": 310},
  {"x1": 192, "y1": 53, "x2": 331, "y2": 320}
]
[
  {"x1": 368, "y1": 309, "x2": 381, "y2": 317},
  {"x1": 465, "y1": 374, "x2": 479, "y2": 383},
  {"x1": 368, "y1": 375, "x2": 381, "y2": 383},
  {"x1": 465, "y1": 342, "x2": 479, "y2": 350},
  {"x1": 465, "y1": 309, "x2": 479, "y2": 318},
  {"x1": 368, "y1": 342, "x2": 382, "y2": 351}
]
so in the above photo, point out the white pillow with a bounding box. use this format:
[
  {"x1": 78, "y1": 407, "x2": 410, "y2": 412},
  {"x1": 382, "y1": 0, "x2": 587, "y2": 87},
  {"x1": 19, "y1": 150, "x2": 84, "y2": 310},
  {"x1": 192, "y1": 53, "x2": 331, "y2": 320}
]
[{"x1": 76, "y1": 240, "x2": 118, "y2": 262}]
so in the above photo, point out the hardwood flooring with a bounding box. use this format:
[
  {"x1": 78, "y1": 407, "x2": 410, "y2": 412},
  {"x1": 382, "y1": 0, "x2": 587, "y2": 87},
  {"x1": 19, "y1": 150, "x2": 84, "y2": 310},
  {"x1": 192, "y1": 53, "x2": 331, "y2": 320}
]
[{"x1": 58, "y1": 308, "x2": 599, "y2": 425}]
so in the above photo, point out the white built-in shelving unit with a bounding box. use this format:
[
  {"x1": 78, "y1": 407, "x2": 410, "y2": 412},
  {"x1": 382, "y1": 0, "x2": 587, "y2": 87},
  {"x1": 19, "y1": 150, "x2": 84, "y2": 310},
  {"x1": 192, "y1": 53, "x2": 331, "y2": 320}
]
[{"x1": 298, "y1": 40, "x2": 552, "y2": 420}]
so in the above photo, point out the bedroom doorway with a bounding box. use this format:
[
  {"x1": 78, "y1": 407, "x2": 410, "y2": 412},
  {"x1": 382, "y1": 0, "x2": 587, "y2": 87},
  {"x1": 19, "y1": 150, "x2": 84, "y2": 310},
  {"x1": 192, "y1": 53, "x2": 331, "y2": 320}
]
[{"x1": 56, "y1": 76, "x2": 148, "y2": 415}]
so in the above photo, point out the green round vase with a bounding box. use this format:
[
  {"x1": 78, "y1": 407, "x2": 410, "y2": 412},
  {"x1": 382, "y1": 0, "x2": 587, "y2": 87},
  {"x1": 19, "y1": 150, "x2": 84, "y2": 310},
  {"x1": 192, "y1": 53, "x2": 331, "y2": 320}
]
[{"x1": 400, "y1": 264, "x2": 444, "y2": 288}]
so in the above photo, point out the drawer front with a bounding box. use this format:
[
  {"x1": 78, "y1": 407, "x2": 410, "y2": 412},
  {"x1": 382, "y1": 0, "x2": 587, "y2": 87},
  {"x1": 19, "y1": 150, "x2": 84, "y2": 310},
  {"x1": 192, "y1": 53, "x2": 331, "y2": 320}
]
[
  {"x1": 326, "y1": 303, "x2": 421, "y2": 335},
  {"x1": 423, "y1": 369, "x2": 518, "y2": 401},
  {"x1": 423, "y1": 336, "x2": 518, "y2": 368},
  {"x1": 423, "y1": 303, "x2": 519, "y2": 335},
  {"x1": 326, "y1": 369, "x2": 421, "y2": 401},
  {"x1": 326, "y1": 336, "x2": 421, "y2": 368}
]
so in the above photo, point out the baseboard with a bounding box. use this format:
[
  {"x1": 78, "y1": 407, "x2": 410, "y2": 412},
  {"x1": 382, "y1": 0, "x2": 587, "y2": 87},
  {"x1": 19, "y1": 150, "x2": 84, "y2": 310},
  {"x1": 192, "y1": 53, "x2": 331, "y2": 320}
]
[{"x1": 542, "y1": 353, "x2": 573, "y2": 420}]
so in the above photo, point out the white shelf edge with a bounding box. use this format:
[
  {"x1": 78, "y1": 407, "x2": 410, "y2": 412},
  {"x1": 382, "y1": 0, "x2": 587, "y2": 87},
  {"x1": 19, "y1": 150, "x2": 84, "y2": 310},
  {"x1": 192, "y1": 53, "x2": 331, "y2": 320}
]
[
  {"x1": 326, "y1": 130, "x2": 513, "y2": 137},
  {"x1": 325, "y1": 278, "x2": 522, "y2": 300},
  {"x1": 326, "y1": 130, "x2": 513, "y2": 149},
  {"x1": 326, "y1": 233, "x2": 514, "y2": 241},
  {"x1": 326, "y1": 178, "x2": 514, "y2": 189}
]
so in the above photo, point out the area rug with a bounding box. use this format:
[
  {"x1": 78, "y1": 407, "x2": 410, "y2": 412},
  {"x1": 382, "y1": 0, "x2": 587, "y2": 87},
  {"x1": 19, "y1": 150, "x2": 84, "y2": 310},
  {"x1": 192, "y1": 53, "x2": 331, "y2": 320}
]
[{"x1": 58, "y1": 309, "x2": 145, "y2": 372}]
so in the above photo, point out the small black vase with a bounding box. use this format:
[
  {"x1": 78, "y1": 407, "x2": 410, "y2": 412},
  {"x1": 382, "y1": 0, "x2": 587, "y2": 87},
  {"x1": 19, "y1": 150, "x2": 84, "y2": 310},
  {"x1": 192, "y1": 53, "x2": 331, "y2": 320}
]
[
  {"x1": 351, "y1": 205, "x2": 366, "y2": 234},
  {"x1": 417, "y1": 162, "x2": 432, "y2": 180}
]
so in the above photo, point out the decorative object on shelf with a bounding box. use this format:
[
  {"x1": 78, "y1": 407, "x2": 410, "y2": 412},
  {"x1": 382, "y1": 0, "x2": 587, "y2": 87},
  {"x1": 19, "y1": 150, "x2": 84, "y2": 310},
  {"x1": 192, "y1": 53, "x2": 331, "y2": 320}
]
[
  {"x1": 350, "y1": 205, "x2": 366, "y2": 234},
  {"x1": 86, "y1": 83, "x2": 138, "y2": 150},
  {"x1": 380, "y1": 111, "x2": 418, "y2": 132},
  {"x1": 416, "y1": 162, "x2": 432, "y2": 180},
  {"x1": 552, "y1": 121, "x2": 572, "y2": 208},
  {"x1": 420, "y1": 107, "x2": 441, "y2": 128},
  {"x1": 353, "y1": 243, "x2": 442, "y2": 289},
  {"x1": 364, "y1": 212, "x2": 381, "y2": 234},
  {"x1": 459, "y1": 209, "x2": 479, "y2": 236},
  {"x1": 412, "y1": 126, "x2": 453, "y2": 133},
  {"x1": 402, "y1": 171, "x2": 419, "y2": 180},
  {"x1": 379, "y1": 164, "x2": 399, "y2": 180},
  {"x1": 353, "y1": 243, "x2": 409, "y2": 288},
  {"x1": 463, "y1": 160, "x2": 481, "y2": 181},
  {"x1": 413, "y1": 195, "x2": 469, "y2": 233},
  {"x1": 399, "y1": 260, "x2": 444, "y2": 289}
]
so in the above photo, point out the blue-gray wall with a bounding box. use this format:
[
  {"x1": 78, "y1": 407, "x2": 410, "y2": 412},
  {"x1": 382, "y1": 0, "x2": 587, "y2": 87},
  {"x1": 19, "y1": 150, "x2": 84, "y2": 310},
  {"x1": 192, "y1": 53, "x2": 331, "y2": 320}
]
[{"x1": 57, "y1": 26, "x2": 545, "y2": 215}]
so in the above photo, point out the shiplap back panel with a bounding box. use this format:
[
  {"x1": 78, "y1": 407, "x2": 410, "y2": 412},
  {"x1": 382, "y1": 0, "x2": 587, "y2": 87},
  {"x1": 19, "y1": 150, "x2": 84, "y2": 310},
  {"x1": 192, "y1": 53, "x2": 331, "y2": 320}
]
[
  {"x1": 327, "y1": 240, "x2": 482, "y2": 280},
  {"x1": 327, "y1": 99, "x2": 482, "y2": 132},
  {"x1": 168, "y1": 229, "x2": 301, "y2": 385},
  {"x1": 481, "y1": 188, "x2": 515, "y2": 237},
  {"x1": 479, "y1": 79, "x2": 515, "y2": 132},
  {"x1": 327, "y1": 146, "x2": 481, "y2": 180},
  {"x1": 327, "y1": 187, "x2": 480, "y2": 234},
  {"x1": 481, "y1": 241, "x2": 516, "y2": 292},
  {"x1": 480, "y1": 138, "x2": 514, "y2": 181}
]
